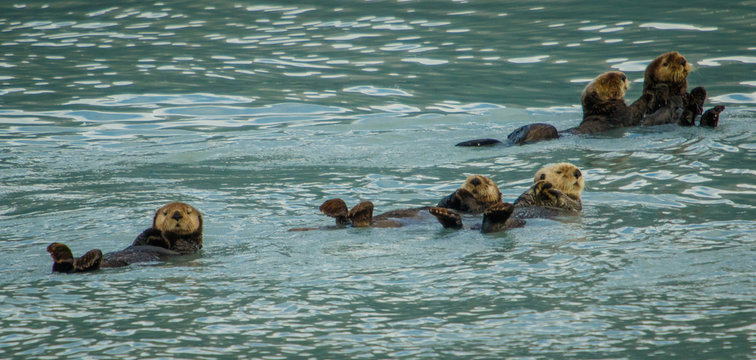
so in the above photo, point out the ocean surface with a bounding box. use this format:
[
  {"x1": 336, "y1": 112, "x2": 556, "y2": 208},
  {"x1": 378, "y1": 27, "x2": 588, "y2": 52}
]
[{"x1": 1, "y1": 0, "x2": 754, "y2": 358}]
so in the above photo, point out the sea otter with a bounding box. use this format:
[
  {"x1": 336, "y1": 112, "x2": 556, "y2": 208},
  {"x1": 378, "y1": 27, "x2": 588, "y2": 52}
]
[
  {"x1": 291, "y1": 175, "x2": 503, "y2": 230},
  {"x1": 47, "y1": 202, "x2": 203, "y2": 273},
  {"x1": 429, "y1": 163, "x2": 584, "y2": 233},
  {"x1": 457, "y1": 52, "x2": 724, "y2": 147}
]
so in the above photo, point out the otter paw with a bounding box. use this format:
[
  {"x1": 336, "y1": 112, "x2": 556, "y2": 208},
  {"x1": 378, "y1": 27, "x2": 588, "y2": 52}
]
[
  {"x1": 74, "y1": 249, "x2": 103, "y2": 272},
  {"x1": 533, "y1": 180, "x2": 559, "y2": 204},
  {"x1": 429, "y1": 207, "x2": 463, "y2": 229}
]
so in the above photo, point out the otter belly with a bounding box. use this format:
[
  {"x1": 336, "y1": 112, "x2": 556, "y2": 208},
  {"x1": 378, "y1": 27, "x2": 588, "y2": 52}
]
[{"x1": 101, "y1": 245, "x2": 180, "y2": 268}]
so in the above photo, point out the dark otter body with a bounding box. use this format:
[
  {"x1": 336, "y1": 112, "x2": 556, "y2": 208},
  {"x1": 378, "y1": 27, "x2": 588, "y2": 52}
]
[
  {"x1": 47, "y1": 202, "x2": 203, "y2": 273},
  {"x1": 47, "y1": 227, "x2": 202, "y2": 272}
]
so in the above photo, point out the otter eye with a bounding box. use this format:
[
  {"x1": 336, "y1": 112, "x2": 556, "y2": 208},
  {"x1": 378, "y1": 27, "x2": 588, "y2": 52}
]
[
  {"x1": 186, "y1": 209, "x2": 192, "y2": 214},
  {"x1": 620, "y1": 74, "x2": 627, "y2": 81},
  {"x1": 163, "y1": 211, "x2": 168, "y2": 216},
  {"x1": 556, "y1": 171, "x2": 562, "y2": 174},
  {"x1": 539, "y1": 174, "x2": 546, "y2": 180},
  {"x1": 662, "y1": 62, "x2": 668, "y2": 66}
]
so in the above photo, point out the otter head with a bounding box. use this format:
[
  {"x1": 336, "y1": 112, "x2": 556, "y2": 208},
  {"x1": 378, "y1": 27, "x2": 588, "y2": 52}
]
[
  {"x1": 582, "y1": 71, "x2": 629, "y2": 104},
  {"x1": 153, "y1": 202, "x2": 203, "y2": 236},
  {"x1": 534, "y1": 163, "x2": 585, "y2": 199},
  {"x1": 459, "y1": 175, "x2": 503, "y2": 207},
  {"x1": 645, "y1": 51, "x2": 690, "y2": 88}
]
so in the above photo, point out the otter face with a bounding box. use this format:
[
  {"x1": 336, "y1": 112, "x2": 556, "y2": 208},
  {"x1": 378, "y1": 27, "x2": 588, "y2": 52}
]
[
  {"x1": 153, "y1": 202, "x2": 202, "y2": 235},
  {"x1": 583, "y1": 71, "x2": 629, "y2": 102},
  {"x1": 534, "y1": 163, "x2": 585, "y2": 198},
  {"x1": 459, "y1": 175, "x2": 502, "y2": 205},
  {"x1": 650, "y1": 51, "x2": 690, "y2": 83}
]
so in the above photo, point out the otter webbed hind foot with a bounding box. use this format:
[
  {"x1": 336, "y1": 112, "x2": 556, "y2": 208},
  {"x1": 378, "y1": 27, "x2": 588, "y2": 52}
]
[
  {"x1": 429, "y1": 207, "x2": 463, "y2": 229},
  {"x1": 700, "y1": 105, "x2": 725, "y2": 128},
  {"x1": 47, "y1": 242, "x2": 102, "y2": 273},
  {"x1": 455, "y1": 138, "x2": 503, "y2": 147},
  {"x1": 506, "y1": 123, "x2": 559, "y2": 145},
  {"x1": 320, "y1": 198, "x2": 351, "y2": 226},
  {"x1": 347, "y1": 201, "x2": 374, "y2": 227},
  {"x1": 481, "y1": 203, "x2": 515, "y2": 233}
]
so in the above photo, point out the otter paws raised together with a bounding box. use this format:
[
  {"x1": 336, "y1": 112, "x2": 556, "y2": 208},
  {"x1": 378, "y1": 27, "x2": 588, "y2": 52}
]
[
  {"x1": 430, "y1": 163, "x2": 584, "y2": 233},
  {"x1": 47, "y1": 202, "x2": 203, "y2": 273}
]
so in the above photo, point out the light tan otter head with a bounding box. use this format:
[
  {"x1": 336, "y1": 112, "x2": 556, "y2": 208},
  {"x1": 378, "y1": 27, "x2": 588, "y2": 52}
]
[
  {"x1": 534, "y1": 163, "x2": 585, "y2": 199},
  {"x1": 153, "y1": 202, "x2": 202, "y2": 235},
  {"x1": 459, "y1": 175, "x2": 502, "y2": 206},
  {"x1": 644, "y1": 51, "x2": 690, "y2": 88},
  {"x1": 582, "y1": 71, "x2": 629, "y2": 104}
]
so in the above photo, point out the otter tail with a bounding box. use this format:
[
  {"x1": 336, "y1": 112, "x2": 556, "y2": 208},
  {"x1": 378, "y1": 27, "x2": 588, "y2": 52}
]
[
  {"x1": 455, "y1": 138, "x2": 503, "y2": 147},
  {"x1": 47, "y1": 242, "x2": 102, "y2": 273}
]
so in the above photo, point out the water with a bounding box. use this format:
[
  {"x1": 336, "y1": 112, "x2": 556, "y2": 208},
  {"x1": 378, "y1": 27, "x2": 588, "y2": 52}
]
[{"x1": 1, "y1": 0, "x2": 755, "y2": 358}]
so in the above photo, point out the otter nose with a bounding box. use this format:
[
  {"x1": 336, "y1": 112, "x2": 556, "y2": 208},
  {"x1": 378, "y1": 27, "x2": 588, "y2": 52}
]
[
  {"x1": 171, "y1": 211, "x2": 183, "y2": 221},
  {"x1": 574, "y1": 169, "x2": 582, "y2": 178},
  {"x1": 681, "y1": 58, "x2": 687, "y2": 66}
]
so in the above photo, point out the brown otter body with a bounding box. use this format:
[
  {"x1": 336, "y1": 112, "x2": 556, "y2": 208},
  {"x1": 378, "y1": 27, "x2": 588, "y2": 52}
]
[
  {"x1": 293, "y1": 175, "x2": 502, "y2": 230},
  {"x1": 639, "y1": 52, "x2": 724, "y2": 127},
  {"x1": 430, "y1": 163, "x2": 584, "y2": 233},
  {"x1": 47, "y1": 202, "x2": 203, "y2": 273}
]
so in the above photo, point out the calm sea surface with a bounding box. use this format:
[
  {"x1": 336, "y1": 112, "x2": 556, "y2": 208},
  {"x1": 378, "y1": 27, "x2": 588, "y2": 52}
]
[{"x1": 1, "y1": 0, "x2": 754, "y2": 358}]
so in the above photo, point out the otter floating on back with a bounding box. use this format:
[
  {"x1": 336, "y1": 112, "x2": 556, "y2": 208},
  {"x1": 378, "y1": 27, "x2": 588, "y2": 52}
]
[
  {"x1": 290, "y1": 175, "x2": 503, "y2": 230},
  {"x1": 429, "y1": 163, "x2": 585, "y2": 233},
  {"x1": 47, "y1": 202, "x2": 203, "y2": 273}
]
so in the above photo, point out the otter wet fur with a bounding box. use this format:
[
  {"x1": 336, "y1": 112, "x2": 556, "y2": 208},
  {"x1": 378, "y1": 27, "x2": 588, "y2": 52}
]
[
  {"x1": 430, "y1": 163, "x2": 584, "y2": 233},
  {"x1": 47, "y1": 202, "x2": 203, "y2": 273},
  {"x1": 291, "y1": 175, "x2": 503, "y2": 230},
  {"x1": 638, "y1": 52, "x2": 724, "y2": 126}
]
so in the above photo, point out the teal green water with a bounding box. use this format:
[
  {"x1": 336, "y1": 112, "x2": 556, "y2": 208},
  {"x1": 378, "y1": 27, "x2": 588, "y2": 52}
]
[{"x1": 1, "y1": 1, "x2": 755, "y2": 358}]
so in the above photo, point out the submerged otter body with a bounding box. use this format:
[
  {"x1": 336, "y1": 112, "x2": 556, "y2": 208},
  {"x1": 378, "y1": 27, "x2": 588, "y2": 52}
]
[
  {"x1": 47, "y1": 202, "x2": 203, "y2": 273},
  {"x1": 430, "y1": 163, "x2": 585, "y2": 233}
]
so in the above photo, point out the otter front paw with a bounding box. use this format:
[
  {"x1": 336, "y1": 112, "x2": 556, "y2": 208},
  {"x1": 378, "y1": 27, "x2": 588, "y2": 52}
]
[
  {"x1": 533, "y1": 180, "x2": 560, "y2": 205},
  {"x1": 429, "y1": 207, "x2": 463, "y2": 229}
]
